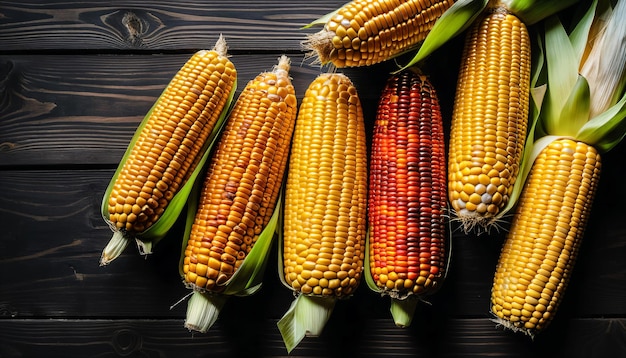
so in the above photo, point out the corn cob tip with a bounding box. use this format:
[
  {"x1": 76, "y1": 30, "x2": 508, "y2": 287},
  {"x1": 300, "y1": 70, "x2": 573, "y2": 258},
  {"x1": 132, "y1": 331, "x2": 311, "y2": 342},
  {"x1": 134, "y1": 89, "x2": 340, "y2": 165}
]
[
  {"x1": 490, "y1": 317, "x2": 536, "y2": 339},
  {"x1": 99, "y1": 231, "x2": 130, "y2": 266},
  {"x1": 274, "y1": 54, "x2": 291, "y2": 75},
  {"x1": 212, "y1": 34, "x2": 228, "y2": 57},
  {"x1": 453, "y1": 214, "x2": 503, "y2": 236},
  {"x1": 302, "y1": 30, "x2": 334, "y2": 66}
]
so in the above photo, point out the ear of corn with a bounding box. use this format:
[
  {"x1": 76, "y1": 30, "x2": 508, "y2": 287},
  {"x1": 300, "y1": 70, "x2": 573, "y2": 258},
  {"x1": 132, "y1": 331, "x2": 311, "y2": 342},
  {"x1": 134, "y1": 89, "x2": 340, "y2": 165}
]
[
  {"x1": 100, "y1": 36, "x2": 237, "y2": 265},
  {"x1": 364, "y1": 68, "x2": 449, "y2": 327},
  {"x1": 277, "y1": 73, "x2": 367, "y2": 352},
  {"x1": 491, "y1": 0, "x2": 626, "y2": 337},
  {"x1": 491, "y1": 137, "x2": 600, "y2": 336},
  {"x1": 447, "y1": 6, "x2": 532, "y2": 233},
  {"x1": 181, "y1": 55, "x2": 298, "y2": 333},
  {"x1": 303, "y1": 0, "x2": 455, "y2": 68}
]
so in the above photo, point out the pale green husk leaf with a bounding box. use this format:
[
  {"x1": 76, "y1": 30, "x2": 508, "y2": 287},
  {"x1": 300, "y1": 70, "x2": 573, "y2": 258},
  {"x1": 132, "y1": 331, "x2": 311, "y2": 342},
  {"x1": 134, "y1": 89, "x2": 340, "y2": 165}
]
[
  {"x1": 390, "y1": 296, "x2": 420, "y2": 328},
  {"x1": 501, "y1": 0, "x2": 582, "y2": 25},
  {"x1": 400, "y1": 0, "x2": 488, "y2": 70},
  {"x1": 541, "y1": 0, "x2": 626, "y2": 152},
  {"x1": 184, "y1": 291, "x2": 228, "y2": 333},
  {"x1": 363, "y1": 229, "x2": 380, "y2": 293},
  {"x1": 542, "y1": 16, "x2": 580, "y2": 135},
  {"x1": 277, "y1": 294, "x2": 336, "y2": 353},
  {"x1": 99, "y1": 56, "x2": 237, "y2": 265},
  {"x1": 578, "y1": 94, "x2": 626, "y2": 152},
  {"x1": 568, "y1": 0, "x2": 598, "y2": 63},
  {"x1": 556, "y1": 74, "x2": 591, "y2": 137}
]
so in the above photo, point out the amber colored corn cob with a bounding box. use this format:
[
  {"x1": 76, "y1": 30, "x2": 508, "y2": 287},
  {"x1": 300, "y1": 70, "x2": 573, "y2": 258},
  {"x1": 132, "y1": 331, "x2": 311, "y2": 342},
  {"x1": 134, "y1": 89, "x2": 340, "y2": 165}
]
[
  {"x1": 182, "y1": 55, "x2": 297, "y2": 293},
  {"x1": 491, "y1": 138, "x2": 601, "y2": 337},
  {"x1": 282, "y1": 72, "x2": 367, "y2": 298},
  {"x1": 368, "y1": 68, "x2": 447, "y2": 307},
  {"x1": 304, "y1": 0, "x2": 455, "y2": 68},
  {"x1": 447, "y1": 6, "x2": 531, "y2": 232},
  {"x1": 278, "y1": 72, "x2": 367, "y2": 352},
  {"x1": 101, "y1": 36, "x2": 237, "y2": 265}
]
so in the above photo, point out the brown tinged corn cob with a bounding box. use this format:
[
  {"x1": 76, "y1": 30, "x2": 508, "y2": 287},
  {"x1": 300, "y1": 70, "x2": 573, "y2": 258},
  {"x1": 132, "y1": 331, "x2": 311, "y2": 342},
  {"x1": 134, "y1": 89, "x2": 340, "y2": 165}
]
[
  {"x1": 100, "y1": 36, "x2": 237, "y2": 265},
  {"x1": 491, "y1": 138, "x2": 601, "y2": 337},
  {"x1": 366, "y1": 68, "x2": 448, "y2": 327},
  {"x1": 303, "y1": 0, "x2": 455, "y2": 68},
  {"x1": 278, "y1": 72, "x2": 367, "y2": 352},
  {"x1": 447, "y1": 6, "x2": 531, "y2": 233},
  {"x1": 182, "y1": 55, "x2": 297, "y2": 334},
  {"x1": 183, "y1": 55, "x2": 297, "y2": 295}
]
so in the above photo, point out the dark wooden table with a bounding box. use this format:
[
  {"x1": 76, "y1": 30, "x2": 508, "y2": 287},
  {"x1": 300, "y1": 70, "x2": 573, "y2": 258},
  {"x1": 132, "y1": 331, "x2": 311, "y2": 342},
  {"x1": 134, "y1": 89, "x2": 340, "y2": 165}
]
[{"x1": 1, "y1": 1, "x2": 624, "y2": 357}]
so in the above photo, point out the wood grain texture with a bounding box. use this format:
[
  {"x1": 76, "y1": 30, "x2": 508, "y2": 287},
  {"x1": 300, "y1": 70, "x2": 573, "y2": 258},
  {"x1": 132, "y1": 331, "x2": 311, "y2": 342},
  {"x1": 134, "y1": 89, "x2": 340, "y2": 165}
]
[
  {"x1": 0, "y1": 53, "x2": 402, "y2": 167},
  {"x1": 0, "y1": 318, "x2": 623, "y2": 357},
  {"x1": 0, "y1": 169, "x2": 624, "y2": 319},
  {"x1": 0, "y1": 0, "x2": 340, "y2": 51}
]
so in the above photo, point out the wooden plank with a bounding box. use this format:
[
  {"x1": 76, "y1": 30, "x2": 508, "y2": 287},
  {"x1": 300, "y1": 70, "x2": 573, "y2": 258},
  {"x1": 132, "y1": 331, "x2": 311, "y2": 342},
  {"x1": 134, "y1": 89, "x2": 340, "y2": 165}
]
[
  {"x1": 0, "y1": 318, "x2": 624, "y2": 357},
  {"x1": 0, "y1": 53, "x2": 413, "y2": 167},
  {"x1": 0, "y1": 169, "x2": 624, "y2": 319},
  {"x1": 0, "y1": 0, "x2": 341, "y2": 51}
]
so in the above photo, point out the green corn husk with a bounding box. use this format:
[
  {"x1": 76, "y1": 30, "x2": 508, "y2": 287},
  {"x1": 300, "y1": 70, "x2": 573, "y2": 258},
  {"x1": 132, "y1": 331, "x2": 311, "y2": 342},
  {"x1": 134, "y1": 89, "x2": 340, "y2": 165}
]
[
  {"x1": 402, "y1": 0, "x2": 582, "y2": 70},
  {"x1": 518, "y1": 0, "x2": 626, "y2": 175}
]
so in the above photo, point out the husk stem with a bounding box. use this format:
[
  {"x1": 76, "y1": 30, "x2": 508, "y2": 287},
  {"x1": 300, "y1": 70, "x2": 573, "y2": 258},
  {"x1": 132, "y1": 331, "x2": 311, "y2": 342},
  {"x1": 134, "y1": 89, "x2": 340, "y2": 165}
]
[
  {"x1": 184, "y1": 291, "x2": 228, "y2": 333},
  {"x1": 99, "y1": 231, "x2": 129, "y2": 266},
  {"x1": 390, "y1": 296, "x2": 420, "y2": 328},
  {"x1": 277, "y1": 294, "x2": 336, "y2": 353}
]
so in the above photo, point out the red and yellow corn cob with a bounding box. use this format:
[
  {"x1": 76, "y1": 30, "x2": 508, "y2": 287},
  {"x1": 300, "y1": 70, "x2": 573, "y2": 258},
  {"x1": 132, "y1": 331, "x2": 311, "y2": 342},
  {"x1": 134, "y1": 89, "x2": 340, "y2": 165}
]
[
  {"x1": 278, "y1": 72, "x2": 368, "y2": 352},
  {"x1": 304, "y1": 0, "x2": 455, "y2": 68},
  {"x1": 367, "y1": 67, "x2": 448, "y2": 327},
  {"x1": 447, "y1": 6, "x2": 531, "y2": 232},
  {"x1": 182, "y1": 55, "x2": 298, "y2": 332},
  {"x1": 100, "y1": 36, "x2": 237, "y2": 265}
]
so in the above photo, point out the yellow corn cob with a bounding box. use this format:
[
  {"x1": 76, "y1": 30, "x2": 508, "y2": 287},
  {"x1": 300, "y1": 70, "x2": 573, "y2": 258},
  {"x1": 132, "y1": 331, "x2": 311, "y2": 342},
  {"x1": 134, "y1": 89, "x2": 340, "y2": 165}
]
[
  {"x1": 183, "y1": 55, "x2": 297, "y2": 295},
  {"x1": 100, "y1": 36, "x2": 237, "y2": 265},
  {"x1": 278, "y1": 73, "x2": 367, "y2": 352},
  {"x1": 447, "y1": 6, "x2": 531, "y2": 232},
  {"x1": 491, "y1": 138, "x2": 601, "y2": 337},
  {"x1": 304, "y1": 0, "x2": 455, "y2": 68}
]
